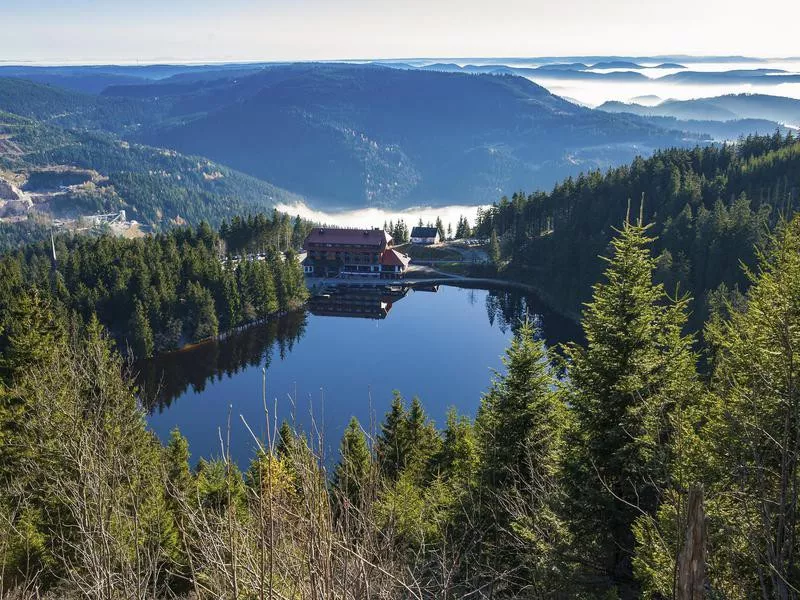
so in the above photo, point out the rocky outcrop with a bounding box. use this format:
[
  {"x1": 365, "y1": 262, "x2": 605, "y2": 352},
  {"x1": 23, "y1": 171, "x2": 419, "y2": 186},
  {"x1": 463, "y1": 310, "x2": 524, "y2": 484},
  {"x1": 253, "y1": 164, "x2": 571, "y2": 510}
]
[{"x1": 0, "y1": 178, "x2": 21, "y2": 201}]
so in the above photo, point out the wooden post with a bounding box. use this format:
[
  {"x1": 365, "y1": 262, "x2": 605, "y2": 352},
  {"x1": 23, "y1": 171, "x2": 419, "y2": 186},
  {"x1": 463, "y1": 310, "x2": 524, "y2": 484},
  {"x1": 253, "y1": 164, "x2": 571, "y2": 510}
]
[{"x1": 676, "y1": 485, "x2": 707, "y2": 600}]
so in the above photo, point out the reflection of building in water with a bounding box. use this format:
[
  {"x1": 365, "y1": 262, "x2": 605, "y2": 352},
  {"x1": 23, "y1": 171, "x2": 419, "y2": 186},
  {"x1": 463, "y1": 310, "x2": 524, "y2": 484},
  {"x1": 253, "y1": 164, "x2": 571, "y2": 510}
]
[{"x1": 309, "y1": 285, "x2": 411, "y2": 319}]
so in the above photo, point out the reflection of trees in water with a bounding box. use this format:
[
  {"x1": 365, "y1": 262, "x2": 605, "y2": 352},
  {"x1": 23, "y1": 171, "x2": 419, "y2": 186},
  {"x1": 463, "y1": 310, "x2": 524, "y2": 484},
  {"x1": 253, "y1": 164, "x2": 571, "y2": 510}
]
[
  {"x1": 484, "y1": 288, "x2": 582, "y2": 347},
  {"x1": 138, "y1": 311, "x2": 308, "y2": 412}
]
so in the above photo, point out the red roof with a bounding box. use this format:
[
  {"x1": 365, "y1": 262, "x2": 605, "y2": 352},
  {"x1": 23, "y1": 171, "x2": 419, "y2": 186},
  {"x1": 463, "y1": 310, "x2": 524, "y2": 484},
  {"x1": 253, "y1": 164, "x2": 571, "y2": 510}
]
[
  {"x1": 304, "y1": 228, "x2": 391, "y2": 248},
  {"x1": 381, "y1": 248, "x2": 411, "y2": 268}
]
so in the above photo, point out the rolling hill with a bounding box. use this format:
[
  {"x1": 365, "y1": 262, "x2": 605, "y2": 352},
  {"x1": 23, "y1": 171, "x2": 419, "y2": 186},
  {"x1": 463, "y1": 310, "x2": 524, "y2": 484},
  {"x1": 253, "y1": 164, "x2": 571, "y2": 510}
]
[
  {"x1": 598, "y1": 94, "x2": 800, "y2": 127},
  {"x1": 97, "y1": 63, "x2": 692, "y2": 209},
  {"x1": 0, "y1": 110, "x2": 301, "y2": 228}
]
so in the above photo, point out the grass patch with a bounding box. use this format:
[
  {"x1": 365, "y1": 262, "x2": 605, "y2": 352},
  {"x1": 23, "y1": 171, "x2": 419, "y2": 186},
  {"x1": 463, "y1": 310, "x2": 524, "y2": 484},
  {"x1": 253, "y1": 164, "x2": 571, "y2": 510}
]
[{"x1": 397, "y1": 243, "x2": 462, "y2": 261}]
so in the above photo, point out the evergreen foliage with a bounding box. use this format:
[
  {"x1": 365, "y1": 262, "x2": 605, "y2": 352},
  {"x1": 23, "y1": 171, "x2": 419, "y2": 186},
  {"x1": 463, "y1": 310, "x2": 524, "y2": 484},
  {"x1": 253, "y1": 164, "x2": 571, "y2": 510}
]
[
  {"x1": 476, "y1": 132, "x2": 799, "y2": 326},
  {"x1": 0, "y1": 220, "x2": 309, "y2": 358},
  {"x1": 4, "y1": 191, "x2": 800, "y2": 599}
]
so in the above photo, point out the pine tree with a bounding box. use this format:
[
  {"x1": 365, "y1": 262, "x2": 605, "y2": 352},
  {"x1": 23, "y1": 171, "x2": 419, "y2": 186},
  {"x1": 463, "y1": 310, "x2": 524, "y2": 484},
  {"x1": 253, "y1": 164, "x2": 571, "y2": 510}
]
[
  {"x1": 488, "y1": 229, "x2": 501, "y2": 267},
  {"x1": 474, "y1": 321, "x2": 569, "y2": 592},
  {"x1": 563, "y1": 218, "x2": 697, "y2": 594},
  {"x1": 404, "y1": 396, "x2": 441, "y2": 481},
  {"x1": 435, "y1": 217, "x2": 445, "y2": 242},
  {"x1": 185, "y1": 282, "x2": 219, "y2": 342},
  {"x1": 698, "y1": 216, "x2": 800, "y2": 596},
  {"x1": 435, "y1": 407, "x2": 478, "y2": 487},
  {"x1": 276, "y1": 420, "x2": 295, "y2": 458},
  {"x1": 332, "y1": 417, "x2": 372, "y2": 509},
  {"x1": 376, "y1": 391, "x2": 408, "y2": 480},
  {"x1": 128, "y1": 299, "x2": 154, "y2": 358}
]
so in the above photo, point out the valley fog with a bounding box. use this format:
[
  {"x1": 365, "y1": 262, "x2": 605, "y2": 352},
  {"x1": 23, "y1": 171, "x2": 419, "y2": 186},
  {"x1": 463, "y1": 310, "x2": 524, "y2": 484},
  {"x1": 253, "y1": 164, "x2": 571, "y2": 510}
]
[{"x1": 276, "y1": 201, "x2": 486, "y2": 229}]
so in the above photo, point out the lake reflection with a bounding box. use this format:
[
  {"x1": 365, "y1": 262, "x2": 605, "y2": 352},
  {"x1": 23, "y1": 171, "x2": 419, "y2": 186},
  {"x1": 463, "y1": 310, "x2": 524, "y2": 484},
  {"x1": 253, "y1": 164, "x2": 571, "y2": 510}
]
[{"x1": 141, "y1": 284, "x2": 581, "y2": 466}]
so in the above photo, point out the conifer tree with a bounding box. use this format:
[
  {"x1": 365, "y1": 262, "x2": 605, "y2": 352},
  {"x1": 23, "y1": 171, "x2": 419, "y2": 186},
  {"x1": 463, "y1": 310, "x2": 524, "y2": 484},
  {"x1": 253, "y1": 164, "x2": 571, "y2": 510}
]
[
  {"x1": 332, "y1": 417, "x2": 372, "y2": 509},
  {"x1": 276, "y1": 420, "x2": 295, "y2": 458},
  {"x1": 185, "y1": 282, "x2": 219, "y2": 341},
  {"x1": 435, "y1": 407, "x2": 478, "y2": 488},
  {"x1": 128, "y1": 299, "x2": 155, "y2": 358},
  {"x1": 404, "y1": 396, "x2": 441, "y2": 481},
  {"x1": 699, "y1": 216, "x2": 800, "y2": 596},
  {"x1": 435, "y1": 216, "x2": 445, "y2": 241},
  {"x1": 564, "y1": 217, "x2": 697, "y2": 594},
  {"x1": 475, "y1": 321, "x2": 569, "y2": 593},
  {"x1": 488, "y1": 229, "x2": 501, "y2": 267},
  {"x1": 376, "y1": 391, "x2": 408, "y2": 480},
  {"x1": 165, "y1": 428, "x2": 193, "y2": 501}
]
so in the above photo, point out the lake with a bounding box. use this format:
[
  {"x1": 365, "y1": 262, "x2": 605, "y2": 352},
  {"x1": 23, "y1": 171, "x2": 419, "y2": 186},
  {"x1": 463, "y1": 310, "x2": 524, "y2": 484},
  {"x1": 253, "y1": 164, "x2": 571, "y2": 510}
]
[{"x1": 141, "y1": 284, "x2": 581, "y2": 467}]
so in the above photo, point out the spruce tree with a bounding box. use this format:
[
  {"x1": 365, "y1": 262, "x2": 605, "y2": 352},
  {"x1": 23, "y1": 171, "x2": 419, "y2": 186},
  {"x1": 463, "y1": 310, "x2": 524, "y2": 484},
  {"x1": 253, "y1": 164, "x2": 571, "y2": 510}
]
[
  {"x1": 332, "y1": 417, "x2": 372, "y2": 509},
  {"x1": 376, "y1": 391, "x2": 408, "y2": 480},
  {"x1": 699, "y1": 216, "x2": 800, "y2": 596},
  {"x1": 435, "y1": 407, "x2": 478, "y2": 488},
  {"x1": 564, "y1": 217, "x2": 697, "y2": 594},
  {"x1": 435, "y1": 216, "x2": 445, "y2": 241},
  {"x1": 488, "y1": 229, "x2": 501, "y2": 267},
  {"x1": 128, "y1": 299, "x2": 155, "y2": 358},
  {"x1": 404, "y1": 396, "x2": 441, "y2": 481},
  {"x1": 276, "y1": 420, "x2": 295, "y2": 458},
  {"x1": 475, "y1": 321, "x2": 569, "y2": 593}
]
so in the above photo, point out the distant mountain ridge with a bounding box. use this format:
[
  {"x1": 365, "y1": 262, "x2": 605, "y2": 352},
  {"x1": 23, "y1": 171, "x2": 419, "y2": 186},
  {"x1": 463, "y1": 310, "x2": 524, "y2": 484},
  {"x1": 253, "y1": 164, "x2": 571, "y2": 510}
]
[
  {"x1": 94, "y1": 63, "x2": 690, "y2": 209},
  {"x1": 598, "y1": 94, "x2": 800, "y2": 127},
  {"x1": 3, "y1": 60, "x2": 797, "y2": 212}
]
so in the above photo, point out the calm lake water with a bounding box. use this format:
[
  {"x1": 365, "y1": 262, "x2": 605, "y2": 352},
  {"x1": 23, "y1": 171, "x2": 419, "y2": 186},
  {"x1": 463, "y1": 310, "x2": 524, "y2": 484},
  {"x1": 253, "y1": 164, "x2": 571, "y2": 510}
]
[{"x1": 141, "y1": 284, "x2": 581, "y2": 466}]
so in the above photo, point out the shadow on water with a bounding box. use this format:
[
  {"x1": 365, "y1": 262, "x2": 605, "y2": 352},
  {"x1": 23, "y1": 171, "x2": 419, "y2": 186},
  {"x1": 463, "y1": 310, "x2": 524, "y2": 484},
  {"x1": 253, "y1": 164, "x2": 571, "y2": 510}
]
[
  {"x1": 138, "y1": 311, "x2": 308, "y2": 413},
  {"x1": 462, "y1": 283, "x2": 583, "y2": 348},
  {"x1": 138, "y1": 284, "x2": 582, "y2": 418}
]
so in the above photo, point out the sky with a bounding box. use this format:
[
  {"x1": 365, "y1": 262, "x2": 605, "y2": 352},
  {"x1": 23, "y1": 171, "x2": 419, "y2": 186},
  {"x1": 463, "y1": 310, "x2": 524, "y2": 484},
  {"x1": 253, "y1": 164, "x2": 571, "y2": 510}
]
[{"x1": 1, "y1": 0, "x2": 798, "y2": 64}]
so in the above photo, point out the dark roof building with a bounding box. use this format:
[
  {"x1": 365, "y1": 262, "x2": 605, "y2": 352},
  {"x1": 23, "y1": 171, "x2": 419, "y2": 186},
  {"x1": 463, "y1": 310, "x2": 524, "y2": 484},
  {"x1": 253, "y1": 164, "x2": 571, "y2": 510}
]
[
  {"x1": 410, "y1": 226, "x2": 440, "y2": 244},
  {"x1": 304, "y1": 227, "x2": 391, "y2": 248},
  {"x1": 302, "y1": 227, "x2": 408, "y2": 278}
]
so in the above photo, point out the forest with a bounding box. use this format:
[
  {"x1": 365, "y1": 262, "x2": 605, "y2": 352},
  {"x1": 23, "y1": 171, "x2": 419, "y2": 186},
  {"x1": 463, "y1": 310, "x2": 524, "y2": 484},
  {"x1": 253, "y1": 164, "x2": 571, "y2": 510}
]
[
  {"x1": 0, "y1": 214, "x2": 309, "y2": 359},
  {"x1": 475, "y1": 131, "x2": 800, "y2": 327},
  {"x1": 3, "y1": 198, "x2": 800, "y2": 597},
  {"x1": 0, "y1": 110, "x2": 299, "y2": 229}
]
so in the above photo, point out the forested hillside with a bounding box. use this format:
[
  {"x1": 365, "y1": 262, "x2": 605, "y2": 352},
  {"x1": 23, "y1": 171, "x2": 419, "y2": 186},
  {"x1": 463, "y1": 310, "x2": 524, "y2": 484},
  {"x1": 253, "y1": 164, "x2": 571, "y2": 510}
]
[
  {"x1": 0, "y1": 215, "x2": 309, "y2": 358},
  {"x1": 123, "y1": 63, "x2": 689, "y2": 208},
  {"x1": 475, "y1": 132, "x2": 800, "y2": 327},
  {"x1": 0, "y1": 77, "x2": 167, "y2": 134},
  {"x1": 598, "y1": 93, "x2": 800, "y2": 127},
  {"x1": 0, "y1": 110, "x2": 301, "y2": 228},
  {"x1": 3, "y1": 212, "x2": 800, "y2": 597},
  {"x1": 1, "y1": 66, "x2": 692, "y2": 212}
]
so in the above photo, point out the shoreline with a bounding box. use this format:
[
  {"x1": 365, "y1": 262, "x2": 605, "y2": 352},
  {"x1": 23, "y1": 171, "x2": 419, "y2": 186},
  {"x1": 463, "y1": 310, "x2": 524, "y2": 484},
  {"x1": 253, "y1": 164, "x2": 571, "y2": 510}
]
[
  {"x1": 155, "y1": 305, "x2": 307, "y2": 358},
  {"x1": 154, "y1": 272, "x2": 578, "y2": 360},
  {"x1": 305, "y1": 270, "x2": 581, "y2": 324}
]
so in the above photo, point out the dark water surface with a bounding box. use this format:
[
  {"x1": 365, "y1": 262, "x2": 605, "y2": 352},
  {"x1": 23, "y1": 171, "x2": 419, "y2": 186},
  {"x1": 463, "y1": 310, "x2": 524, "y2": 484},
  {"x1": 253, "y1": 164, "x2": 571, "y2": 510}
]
[{"x1": 141, "y1": 284, "x2": 581, "y2": 466}]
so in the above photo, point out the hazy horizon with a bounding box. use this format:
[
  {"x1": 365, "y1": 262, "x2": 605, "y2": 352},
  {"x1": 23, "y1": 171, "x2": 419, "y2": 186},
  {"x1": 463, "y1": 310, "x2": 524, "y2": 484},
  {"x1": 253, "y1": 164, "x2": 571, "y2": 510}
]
[
  {"x1": 1, "y1": 54, "x2": 798, "y2": 68},
  {"x1": 3, "y1": 0, "x2": 799, "y2": 64}
]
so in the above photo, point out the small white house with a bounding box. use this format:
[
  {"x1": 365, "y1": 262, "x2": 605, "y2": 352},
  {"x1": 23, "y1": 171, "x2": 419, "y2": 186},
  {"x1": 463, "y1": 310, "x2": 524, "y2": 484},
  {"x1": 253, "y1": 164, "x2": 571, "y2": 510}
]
[{"x1": 410, "y1": 226, "x2": 440, "y2": 245}]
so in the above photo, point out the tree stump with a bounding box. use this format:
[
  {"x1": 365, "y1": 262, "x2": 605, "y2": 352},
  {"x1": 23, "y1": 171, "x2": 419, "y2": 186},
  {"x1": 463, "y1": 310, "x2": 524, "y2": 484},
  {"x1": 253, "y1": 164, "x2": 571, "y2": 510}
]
[{"x1": 676, "y1": 485, "x2": 707, "y2": 600}]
